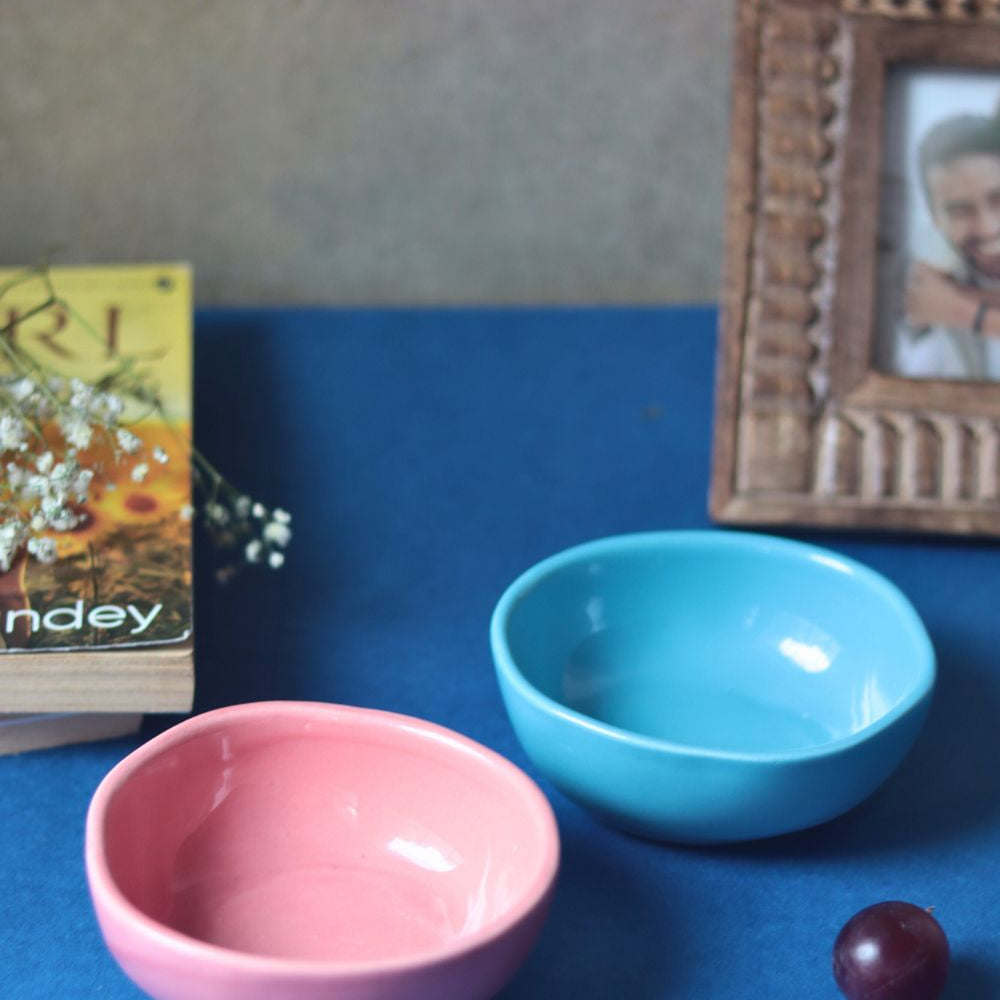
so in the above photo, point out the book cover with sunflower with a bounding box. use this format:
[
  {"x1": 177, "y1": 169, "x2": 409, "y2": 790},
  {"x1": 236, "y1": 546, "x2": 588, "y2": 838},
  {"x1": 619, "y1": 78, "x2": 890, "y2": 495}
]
[{"x1": 0, "y1": 264, "x2": 192, "y2": 654}]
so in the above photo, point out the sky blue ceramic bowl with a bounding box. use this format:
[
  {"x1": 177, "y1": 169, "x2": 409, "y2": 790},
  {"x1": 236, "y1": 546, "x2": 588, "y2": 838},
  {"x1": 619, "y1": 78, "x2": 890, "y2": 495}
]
[{"x1": 490, "y1": 531, "x2": 935, "y2": 843}]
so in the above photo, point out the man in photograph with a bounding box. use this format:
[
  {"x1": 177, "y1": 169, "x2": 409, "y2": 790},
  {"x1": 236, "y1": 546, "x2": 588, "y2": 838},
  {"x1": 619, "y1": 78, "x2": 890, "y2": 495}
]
[{"x1": 896, "y1": 111, "x2": 1000, "y2": 380}]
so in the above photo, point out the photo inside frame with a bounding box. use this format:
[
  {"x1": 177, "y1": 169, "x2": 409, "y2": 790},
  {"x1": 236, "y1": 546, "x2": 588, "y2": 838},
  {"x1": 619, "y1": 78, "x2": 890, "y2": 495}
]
[{"x1": 874, "y1": 66, "x2": 1000, "y2": 383}]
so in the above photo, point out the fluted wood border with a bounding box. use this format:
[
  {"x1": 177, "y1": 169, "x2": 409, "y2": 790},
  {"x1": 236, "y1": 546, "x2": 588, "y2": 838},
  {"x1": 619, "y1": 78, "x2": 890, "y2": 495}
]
[
  {"x1": 711, "y1": 0, "x2": 1000, "y2": 535},
  {"x1": 844, "y1": 0, "x2": 1000, "y2": 20}
]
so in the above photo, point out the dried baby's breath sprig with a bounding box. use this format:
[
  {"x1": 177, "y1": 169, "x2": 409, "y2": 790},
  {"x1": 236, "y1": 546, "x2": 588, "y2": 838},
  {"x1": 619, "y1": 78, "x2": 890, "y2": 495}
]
[
  {"x1": 195, "y1": 453, "x2": 293, "y2": 585},
  {"x1": 0, "y1": 265, "x2": 289, "y2": 577}
]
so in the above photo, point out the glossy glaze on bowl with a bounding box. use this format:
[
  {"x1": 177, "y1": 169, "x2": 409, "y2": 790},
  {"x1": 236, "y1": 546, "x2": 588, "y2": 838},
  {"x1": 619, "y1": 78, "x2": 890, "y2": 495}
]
[
  {"x1": 86, "y1": 702, "x2": 559, "y2": 1000},
  {"x1": 491, "y1": 531, "x2": 935, "y2": 842}
]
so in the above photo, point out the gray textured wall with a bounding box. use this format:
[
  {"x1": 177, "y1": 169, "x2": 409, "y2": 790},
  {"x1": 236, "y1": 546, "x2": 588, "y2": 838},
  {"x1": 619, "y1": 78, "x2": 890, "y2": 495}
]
[{"x1": 1, "y1": 0, "x2": 732, "y2": 304}]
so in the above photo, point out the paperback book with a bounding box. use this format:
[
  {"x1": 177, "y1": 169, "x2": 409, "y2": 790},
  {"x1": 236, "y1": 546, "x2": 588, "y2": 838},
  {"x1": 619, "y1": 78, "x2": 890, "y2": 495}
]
[{"x1": 0, "y1": 264, "x2": 195, "y2": 747}]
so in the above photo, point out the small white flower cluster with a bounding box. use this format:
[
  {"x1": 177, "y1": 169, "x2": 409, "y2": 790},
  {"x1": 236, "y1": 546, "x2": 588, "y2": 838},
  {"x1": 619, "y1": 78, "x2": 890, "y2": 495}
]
[
  {"x1": 256, "y1": 506, "x2": 292, "y2": 569},
  {"x1": 1, "y1": 376, "x2": 127, "y2": 454},
  {"x1": 3, "y1": 450, "x2": 94, "y2": 567},
  {"x1": 1, "y1": 449, "x2": 94, "y2": 571},
  {"x1": 1, "y1": 373, "x2": 155, "y2": 572},
  {"x1": 0, "y1": 519, "x2": 27, "y2": 574},
  {"x1": 0, "y1": 412, "x2": 28, "y2": 451},
  {"x1": 207, "y1": 498, "x2": 292, "y2": 579}
]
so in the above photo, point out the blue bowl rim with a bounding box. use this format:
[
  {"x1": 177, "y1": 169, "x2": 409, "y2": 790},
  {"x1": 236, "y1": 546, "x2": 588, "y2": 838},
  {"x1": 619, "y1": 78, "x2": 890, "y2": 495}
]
[{"x1": 490, "y1": 530, "x2": 936, "y2": 765}]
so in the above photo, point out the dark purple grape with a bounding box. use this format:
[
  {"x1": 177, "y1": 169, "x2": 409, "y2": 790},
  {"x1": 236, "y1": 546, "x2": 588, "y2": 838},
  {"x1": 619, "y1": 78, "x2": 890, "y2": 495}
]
[{"x1": 833, "y1": 901, "x2": 949, "y2": 1000}]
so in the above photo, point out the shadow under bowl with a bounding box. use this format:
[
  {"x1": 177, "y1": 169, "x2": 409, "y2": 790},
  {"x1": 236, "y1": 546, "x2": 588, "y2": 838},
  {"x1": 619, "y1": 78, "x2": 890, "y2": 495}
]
[
  {"x1": 491, "y1": 531, "x2": 935, "y2": 843},
  {"x1": 85, "y1": 701, "x2": 559, "y2": 1000}
]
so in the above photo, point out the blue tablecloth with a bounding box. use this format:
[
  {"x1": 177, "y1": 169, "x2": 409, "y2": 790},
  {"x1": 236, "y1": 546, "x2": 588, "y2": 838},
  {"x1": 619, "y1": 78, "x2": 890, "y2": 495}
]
[{"x1": 2, "y1": 306, "x2": 999, "y2": 999}]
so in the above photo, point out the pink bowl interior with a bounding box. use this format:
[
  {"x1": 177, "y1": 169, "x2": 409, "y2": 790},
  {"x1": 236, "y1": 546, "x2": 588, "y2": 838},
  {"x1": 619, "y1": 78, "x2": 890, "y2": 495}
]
[{"x1": 95, "y1": 705, "x2": 555, "y2": 964}]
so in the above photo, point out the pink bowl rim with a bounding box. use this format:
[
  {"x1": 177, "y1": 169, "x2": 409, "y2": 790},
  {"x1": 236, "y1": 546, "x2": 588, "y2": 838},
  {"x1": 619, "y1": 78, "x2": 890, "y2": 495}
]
[{"x1": 85, "y1": 700, "x2": 560, "y2": 980}]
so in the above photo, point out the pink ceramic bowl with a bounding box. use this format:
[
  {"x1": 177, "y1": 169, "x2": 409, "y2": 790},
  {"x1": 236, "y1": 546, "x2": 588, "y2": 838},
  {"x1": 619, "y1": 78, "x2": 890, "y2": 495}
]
[{"x1": 85, "y1": 702, "x2": 559, "y2": 1000}]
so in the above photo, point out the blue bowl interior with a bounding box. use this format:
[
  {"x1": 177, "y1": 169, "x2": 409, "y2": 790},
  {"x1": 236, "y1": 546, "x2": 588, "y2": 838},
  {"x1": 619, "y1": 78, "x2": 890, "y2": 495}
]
[{"x1": 500, "y1": 536, "x2": 933, "y2": 756}]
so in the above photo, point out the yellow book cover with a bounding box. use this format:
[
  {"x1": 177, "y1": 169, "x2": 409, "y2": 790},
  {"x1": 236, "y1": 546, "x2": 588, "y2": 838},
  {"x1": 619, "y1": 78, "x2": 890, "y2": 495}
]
[{"x1": 0, "y1": 264, "x2": 193, "y2": 655}]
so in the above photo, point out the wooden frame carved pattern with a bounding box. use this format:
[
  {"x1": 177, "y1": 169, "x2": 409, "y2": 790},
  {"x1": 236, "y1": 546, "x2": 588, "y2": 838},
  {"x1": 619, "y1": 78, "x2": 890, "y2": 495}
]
[
  {"x1": 844, "y1": 1, "x2": 1000, "y2": 21},
  {"x1": 712, "y1": 0, "x2": 1000, "y2": 535}
]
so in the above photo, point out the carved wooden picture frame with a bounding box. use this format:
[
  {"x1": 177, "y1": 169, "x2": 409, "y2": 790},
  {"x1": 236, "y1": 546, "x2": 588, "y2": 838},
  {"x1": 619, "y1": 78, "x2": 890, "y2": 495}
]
[{"x1": 711, "y1": 0, "x2": 1000, "y2": 535}]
